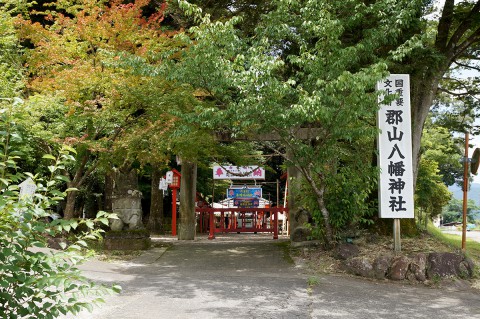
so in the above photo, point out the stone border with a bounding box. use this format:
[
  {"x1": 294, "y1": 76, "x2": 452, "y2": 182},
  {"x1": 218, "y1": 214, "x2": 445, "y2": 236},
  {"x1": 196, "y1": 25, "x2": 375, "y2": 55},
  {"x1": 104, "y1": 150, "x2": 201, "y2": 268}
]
[{"x1": 335, "y1": 243, "x2": 475, "y2": 282}]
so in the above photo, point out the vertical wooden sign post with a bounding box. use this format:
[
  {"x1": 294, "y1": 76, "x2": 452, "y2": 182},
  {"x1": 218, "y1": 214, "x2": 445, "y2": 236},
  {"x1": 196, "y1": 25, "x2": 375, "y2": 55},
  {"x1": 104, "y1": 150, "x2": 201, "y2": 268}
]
[{"x1": 377, "y1": 74, "x2": 415, "y2": 252}]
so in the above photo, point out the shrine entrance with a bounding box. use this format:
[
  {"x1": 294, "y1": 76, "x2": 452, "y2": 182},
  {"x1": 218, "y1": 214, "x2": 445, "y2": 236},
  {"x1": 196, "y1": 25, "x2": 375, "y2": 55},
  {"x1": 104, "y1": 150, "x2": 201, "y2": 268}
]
[
  {"x1": 172, "y1": 130, "x2": 317, "y2": 241},
  {"x1": 193, "y1": 165, "x2": 288, "y2": 240},
  {"x1": 195, "y1": 207, "x2": 288, "y2": 240}
]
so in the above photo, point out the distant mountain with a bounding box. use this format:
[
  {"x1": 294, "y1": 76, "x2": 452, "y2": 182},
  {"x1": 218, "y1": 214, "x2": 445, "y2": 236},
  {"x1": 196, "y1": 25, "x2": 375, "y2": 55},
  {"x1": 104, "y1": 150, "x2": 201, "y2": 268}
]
[
  {"x1": 448, "y1": 183, "x2": 480, "y2": 206},
  {"x1": 448, "y1": 183, "x2": 480, "y2": 220}
]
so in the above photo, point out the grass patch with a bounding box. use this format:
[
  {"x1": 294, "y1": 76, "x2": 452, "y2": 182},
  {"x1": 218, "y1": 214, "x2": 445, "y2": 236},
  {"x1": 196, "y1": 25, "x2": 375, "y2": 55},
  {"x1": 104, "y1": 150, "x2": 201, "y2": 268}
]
[
  {"x1": 96, "y1": 249, "x2": 144, "y2": 262},
  {"x1": 306, "y1": 276, "x2": 320, "y2": 295},
  {"x1": 427, "y1": 224, "x2": 480, "y2": 262},
  {"x1": 85, "y1": 238, "x2": 145, "y2": 262}
]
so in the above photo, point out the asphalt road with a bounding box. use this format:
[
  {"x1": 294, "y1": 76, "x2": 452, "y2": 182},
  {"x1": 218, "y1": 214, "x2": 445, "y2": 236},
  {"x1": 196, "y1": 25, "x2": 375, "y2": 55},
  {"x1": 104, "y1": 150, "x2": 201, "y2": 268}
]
[
  {"x1": 441, "y1": 229, "x2": 480, "y2": 243},
  {"x1": 65, "y1": 234, "x2": 480, "y2": 319}
]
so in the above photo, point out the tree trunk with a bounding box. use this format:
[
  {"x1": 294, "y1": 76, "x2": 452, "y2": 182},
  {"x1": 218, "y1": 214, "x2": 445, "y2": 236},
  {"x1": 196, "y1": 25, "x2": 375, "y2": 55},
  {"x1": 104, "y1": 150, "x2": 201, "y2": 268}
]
[
  {"x1": 147, "y1": 168, "x2": 164, "y2": 234},
  {"x1": 314, "y1": 182, "x2": 334, "y2": 248},
  {"x1": 178, "y1": 161, "x2": 197, "y2": 240},
  {"x1": 287, "y1": 163, "x2": 303, "y2": 240},
  {"x1": 300, "y1": 165, "x2": 334, "y2": 247},
  {"x1": 64, "y1": 188, "x2": 79, "y2": 219},
  {"x1": 63, "y1": 153, "x2": 95, "y2": 219},
  {"x1": 411, "y1": 75, "x2": 442, "y2": 186},
  {"x1": 104, "y1": 170, "x2": 114, "y2": 212}
]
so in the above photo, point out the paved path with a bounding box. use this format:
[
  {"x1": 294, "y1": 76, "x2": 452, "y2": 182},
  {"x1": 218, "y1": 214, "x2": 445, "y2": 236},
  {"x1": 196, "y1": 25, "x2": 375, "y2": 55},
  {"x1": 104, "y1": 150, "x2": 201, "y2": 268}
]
[
  {"x1": 441, "y1": 230, "x2": 480, "y2": 243},
  {"x1": 67, "y1": 234, "x2": 480, "y2": 319}
]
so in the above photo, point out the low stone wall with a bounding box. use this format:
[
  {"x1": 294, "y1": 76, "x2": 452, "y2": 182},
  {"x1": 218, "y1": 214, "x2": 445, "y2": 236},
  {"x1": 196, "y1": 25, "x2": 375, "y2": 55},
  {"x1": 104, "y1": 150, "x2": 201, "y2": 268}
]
[
  {"x1": 104, "y1": 230, "x2": 151, "y2": 251},
  {"x1": 335, "y1": 243, "x2": 475, "y2": 282}
]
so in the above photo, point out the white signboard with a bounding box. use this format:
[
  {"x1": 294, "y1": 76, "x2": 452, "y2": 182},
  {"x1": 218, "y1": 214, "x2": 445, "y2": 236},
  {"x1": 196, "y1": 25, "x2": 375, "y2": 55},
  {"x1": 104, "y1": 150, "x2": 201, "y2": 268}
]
[
  {"x1": 165, "y1": 171, "x2": 173, "y2": 184},
  {"x1": 377, "y1": 74, "x2": 414, "y2": 218},
  {"x1": 19, "y1": 177, "x2": 37, "y2": 200},
  {"x1": 159, "y1": 177, "x2": 168, "y2": 191},
  {"x1": 213, "y1": 166, "x2": 265, "y2": 180}
]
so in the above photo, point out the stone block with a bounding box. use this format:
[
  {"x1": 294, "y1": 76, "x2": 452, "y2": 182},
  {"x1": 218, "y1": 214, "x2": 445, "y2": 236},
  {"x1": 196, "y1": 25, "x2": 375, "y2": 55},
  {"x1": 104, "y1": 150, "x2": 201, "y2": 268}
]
[
  {"x1": 372, "y1": 254, "x2": 392, "y2": 280},
  {"x1": 410, "y1": 253, "x2": 427, "y2": 282},
  {"x1": 345, "y1": 257, "x2": 374, "y2": 278},
  {"x1": 104, "y1": 230, "x2": 151, "y2": 250},
  {"x1": 290, "y1": 226, "x2": 312, "y2": 242},
  {"x1": 389, "y1": 256, "x2": 410, "y2": 280},
  {"x1": 427, "y1": 252, "x2": 463, "y2": 279},
  {"x1": 334, "y1": 243, "x2": 360, "y2": 260}
]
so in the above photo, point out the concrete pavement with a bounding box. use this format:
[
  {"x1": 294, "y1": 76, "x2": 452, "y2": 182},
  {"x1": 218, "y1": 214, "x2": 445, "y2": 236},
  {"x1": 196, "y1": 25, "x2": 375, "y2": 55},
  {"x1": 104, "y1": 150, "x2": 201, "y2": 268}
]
[
  {"x1": 441, "y1": 229, "x2": 480, "y2": 243},
  {"x1": 65, "y1": 233, "x2": 480, "y2": 319}
]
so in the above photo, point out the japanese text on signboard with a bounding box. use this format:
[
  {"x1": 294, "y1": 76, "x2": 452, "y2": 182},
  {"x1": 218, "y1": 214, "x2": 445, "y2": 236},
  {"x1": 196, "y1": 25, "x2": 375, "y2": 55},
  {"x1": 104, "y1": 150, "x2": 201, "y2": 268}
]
[
  {"x1": 377, "y1": 74, "x2": 414, "y2": 218},
  {"x1": 213, "y1": 166, "x2": 265, "y2": 180}
]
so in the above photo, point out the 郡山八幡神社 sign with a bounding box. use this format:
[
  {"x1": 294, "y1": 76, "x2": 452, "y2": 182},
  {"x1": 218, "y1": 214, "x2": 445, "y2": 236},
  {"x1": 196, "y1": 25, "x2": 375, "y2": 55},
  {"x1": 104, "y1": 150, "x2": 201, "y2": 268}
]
[
  {"x1": 377, "y1": 74, "x2": 414, "y2": 219},
  {"x1": 213, "y1": 166, "x2": 265, "y2": 180}
]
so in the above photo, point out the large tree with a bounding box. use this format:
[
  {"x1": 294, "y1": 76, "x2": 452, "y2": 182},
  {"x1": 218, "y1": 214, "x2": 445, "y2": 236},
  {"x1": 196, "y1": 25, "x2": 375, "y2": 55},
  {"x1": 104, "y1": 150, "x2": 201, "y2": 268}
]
[
  {"x1": 17, "y1": 0, "x2": 172, "y2": 218},
  {"x1": 408, "y1": 0, "x2": 480, "y2": 182},
  {"x1": 157, "y1": 0, "x2": 424, "y2": 245}
]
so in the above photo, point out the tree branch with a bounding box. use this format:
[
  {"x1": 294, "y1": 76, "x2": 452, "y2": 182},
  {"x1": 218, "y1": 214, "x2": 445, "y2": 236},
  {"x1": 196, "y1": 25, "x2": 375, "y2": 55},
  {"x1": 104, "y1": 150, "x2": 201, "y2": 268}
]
[
  {"x1": 452, "y1": 27, "x2": 480, "y2": 61},
  {"x1": 446, "y1": 0, "x2": 480, "y2": 55},
  {"x1": 453, "y1": 60, "x2": 480, "y2": 72},
  {"x1": 438, "y1": 87, "x2": 480, "y2": 97},
  {"x1": 435, "y1": 0, "x2": 455, "y2": 52}
]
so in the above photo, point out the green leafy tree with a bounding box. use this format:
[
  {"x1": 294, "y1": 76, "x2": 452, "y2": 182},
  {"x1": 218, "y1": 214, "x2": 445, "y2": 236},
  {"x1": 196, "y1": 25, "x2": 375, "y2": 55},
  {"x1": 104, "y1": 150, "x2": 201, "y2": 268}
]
[
  {"x1": 421, "y1": 117, "x2": 463, "y2": 186},
  {"x1": 403, "y1": 0, "x2": 480, "y2": 182},
  {"x1": 152, "y1": 0, "x2": 424, "y2": 245},
  {"x1": 167, "y1": 0, "x2": 273, "y2": 34},
  {"x1": 0, "y1": 2, "x2": 24, "y2": 99},
  {"x1": 415, "y1": 158, "x2": 452, "y2": 229},
  {"x1": 17, "y1": 0, "x2": 172, "y2": 218},
  {"x1": 0, "y1": 98, "x2": 120, "y2": 318},
  {"x1": 442, "y1": 197, "x2": 478, "y2": 224}
]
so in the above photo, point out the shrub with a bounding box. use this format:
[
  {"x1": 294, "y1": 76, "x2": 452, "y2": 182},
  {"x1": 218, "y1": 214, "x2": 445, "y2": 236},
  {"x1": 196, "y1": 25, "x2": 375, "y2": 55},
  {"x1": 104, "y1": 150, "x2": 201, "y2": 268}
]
[{"x1": 0, "y1": 105, "x2": 119, "y2": 318}]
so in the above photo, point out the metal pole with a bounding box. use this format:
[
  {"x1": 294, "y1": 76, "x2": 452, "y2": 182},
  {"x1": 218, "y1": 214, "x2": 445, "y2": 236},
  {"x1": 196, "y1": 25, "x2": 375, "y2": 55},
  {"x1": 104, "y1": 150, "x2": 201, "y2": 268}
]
[
  {"x1": 462, "y1": 132, "x2": 469, "y2": 251},
  {"x1": 393, "y1": 218, "x2": 401, "y2": 252}
]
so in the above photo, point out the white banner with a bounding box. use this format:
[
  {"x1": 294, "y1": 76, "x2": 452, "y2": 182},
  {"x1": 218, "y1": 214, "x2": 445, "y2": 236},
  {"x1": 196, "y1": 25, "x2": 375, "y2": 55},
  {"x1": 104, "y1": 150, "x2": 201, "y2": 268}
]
[
  {"x1": 159, "y1": 177, "x2": 168, "y2": 191},
  {"x1": 213, "y1": 166, "x2": 265, "y2": 180},
  {"x1": 377, "y1": 74, "x2": 414, "y2": 218}
]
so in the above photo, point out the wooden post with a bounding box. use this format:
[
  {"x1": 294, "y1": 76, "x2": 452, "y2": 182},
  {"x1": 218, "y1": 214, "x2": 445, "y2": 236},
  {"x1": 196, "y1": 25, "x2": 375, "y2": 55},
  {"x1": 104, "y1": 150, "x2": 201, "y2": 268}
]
[
  {"x1": 394, "y1": 218, "x2": 401, "y2": 252},
  {"x1": 462, "y1": 132, "x2": 469, "y2": 251}
]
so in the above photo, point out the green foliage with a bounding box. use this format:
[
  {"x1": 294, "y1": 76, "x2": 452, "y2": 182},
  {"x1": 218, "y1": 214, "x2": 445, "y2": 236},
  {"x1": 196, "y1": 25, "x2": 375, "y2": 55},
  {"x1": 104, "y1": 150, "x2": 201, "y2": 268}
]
[
  {"x1": 442, "y1": 197, "x2": 478, "y2": 224},
  {"x1": 415, "y1": 158, "x2": 451, "y2": 229},
  {"x1": 164, "y1": 0, "x2": 424, "y2": 244},
  {"x1": 421, "y1": 119, "x2": 463, "y2": 186},
  {"x1": 0, "y1": 5, "x2": 23, "y2": 99},
  {"x1": 0, "y1": 99, "x2": 120, "y2": 318},
  {"x1": 325, "y1": 166, "x2": 378, "y2": 229}
]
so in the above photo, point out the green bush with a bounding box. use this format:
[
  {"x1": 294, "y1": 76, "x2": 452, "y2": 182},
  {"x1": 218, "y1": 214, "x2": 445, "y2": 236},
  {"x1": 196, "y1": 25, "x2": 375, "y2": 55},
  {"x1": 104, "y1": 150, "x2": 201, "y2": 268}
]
[{"x1": 0, "y1": 106, "x2": 120, "y2": 318}]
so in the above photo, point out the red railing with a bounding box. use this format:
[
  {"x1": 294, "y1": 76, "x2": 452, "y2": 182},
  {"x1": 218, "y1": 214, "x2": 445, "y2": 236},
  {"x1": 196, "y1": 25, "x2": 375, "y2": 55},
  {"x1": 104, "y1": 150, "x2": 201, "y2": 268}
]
[{"x1": 195, "y1": 207, "x2": 288, "y2": 240}]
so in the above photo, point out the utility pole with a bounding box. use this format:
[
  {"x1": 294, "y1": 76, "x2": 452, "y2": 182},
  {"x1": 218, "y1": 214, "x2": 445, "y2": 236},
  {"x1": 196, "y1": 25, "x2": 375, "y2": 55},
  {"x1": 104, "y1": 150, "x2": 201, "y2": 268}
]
[{"x1": 462, "y1": 132, "x2": 469, "y2": 252}]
